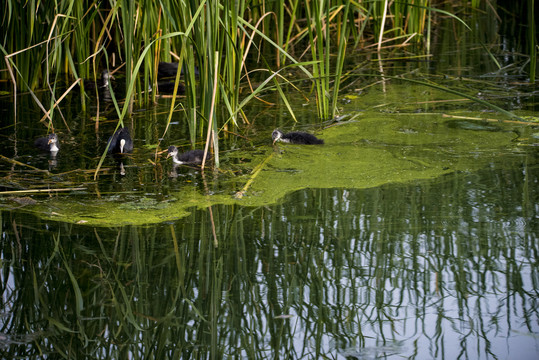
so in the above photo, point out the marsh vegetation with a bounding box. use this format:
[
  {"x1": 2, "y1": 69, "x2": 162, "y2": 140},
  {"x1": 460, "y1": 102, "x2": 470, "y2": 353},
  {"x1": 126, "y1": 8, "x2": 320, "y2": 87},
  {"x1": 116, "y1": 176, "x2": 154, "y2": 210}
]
[
  {"x1": 1, "y1": 0, "x2": 536, "y2": 154},
  {"x1": 1, "y1": 1, "x2": 538, "y2": 359}
]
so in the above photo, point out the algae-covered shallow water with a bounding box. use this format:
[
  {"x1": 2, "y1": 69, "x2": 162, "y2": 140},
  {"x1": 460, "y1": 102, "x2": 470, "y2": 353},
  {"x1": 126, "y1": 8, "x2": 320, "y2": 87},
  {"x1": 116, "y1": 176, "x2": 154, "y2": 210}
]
[
  {"x1": 1, "y1": 111, "x2": 533, "y2": 227},
  {"x1": 1, "y1": 47, "x2": 539, "y2": 359}
]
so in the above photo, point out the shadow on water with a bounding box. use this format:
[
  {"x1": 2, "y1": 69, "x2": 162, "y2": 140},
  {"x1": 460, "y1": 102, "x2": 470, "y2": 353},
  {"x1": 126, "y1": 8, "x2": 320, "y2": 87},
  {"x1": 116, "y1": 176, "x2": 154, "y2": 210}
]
[{"x1": 1, "y1": 153, "x2": 538, "y2": 358}]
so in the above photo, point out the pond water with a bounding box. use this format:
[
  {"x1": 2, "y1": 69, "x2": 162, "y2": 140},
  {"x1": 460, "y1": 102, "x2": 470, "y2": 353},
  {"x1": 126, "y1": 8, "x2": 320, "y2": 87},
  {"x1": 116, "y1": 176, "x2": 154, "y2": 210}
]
[{"x1": 1, "y1": 37, "x2": 539, "y2": 360}]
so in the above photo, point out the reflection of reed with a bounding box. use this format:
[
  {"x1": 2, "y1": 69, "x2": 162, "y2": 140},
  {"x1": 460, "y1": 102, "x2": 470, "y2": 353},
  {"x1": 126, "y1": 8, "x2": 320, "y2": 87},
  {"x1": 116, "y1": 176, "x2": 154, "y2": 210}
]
[{"x1": 0, "y1": 163, "x2": 537, "y2": 358}]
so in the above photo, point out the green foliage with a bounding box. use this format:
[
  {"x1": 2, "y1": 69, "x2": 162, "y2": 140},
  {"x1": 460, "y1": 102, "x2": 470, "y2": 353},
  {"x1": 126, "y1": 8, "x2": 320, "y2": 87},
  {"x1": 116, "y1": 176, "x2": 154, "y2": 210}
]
[{"x1": 1, "y1": 0, "x2": 535, "y2": 160}]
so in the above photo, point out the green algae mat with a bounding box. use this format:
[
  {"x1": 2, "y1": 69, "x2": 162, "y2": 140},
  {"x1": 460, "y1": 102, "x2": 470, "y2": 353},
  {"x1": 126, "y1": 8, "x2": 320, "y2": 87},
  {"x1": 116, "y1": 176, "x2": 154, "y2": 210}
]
[{"x1": 4, "y1": 114, "x2": 527, "y2": 226}]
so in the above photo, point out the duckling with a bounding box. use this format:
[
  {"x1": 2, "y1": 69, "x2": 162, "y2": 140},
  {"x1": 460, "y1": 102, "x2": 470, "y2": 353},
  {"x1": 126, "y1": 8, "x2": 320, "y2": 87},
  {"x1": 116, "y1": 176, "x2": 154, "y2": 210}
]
[
  {"x1": 84, "y1": 70, "x2": 114, "y2": 89},
  {"x1": 158, "y1": 62, "x2": 199, "y2": 79},
  {"x1": 156, "y1": 80, "x2": 185, "y2": 95},
  {"x1": 158, "y1": 62, "x2": 180, "y2": 79},
  {"x1": 272, "y1": 129, "x2": 324, "y2": 145},
  {"x1": 34, "y1": 133, "x2": 60, "y2": 153},
  {"x1": 167, "y1": 146, "x2": 210, "y2": 165},
  {"x1": 107, "y1": 127, "x2": 133, "y2": 154}
]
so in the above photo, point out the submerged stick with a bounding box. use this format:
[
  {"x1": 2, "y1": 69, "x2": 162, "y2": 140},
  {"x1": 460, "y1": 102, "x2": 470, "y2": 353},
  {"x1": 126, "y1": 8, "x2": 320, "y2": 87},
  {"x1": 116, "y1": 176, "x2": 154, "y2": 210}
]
[
  {"x1": 383, "y1": 75, "x2": 526, "y2": 121},
  {"x1": 235, "y1": 151, "x2": 274, "y2": 199},
  {"x1": 0, "y1": 187, "x2": 86, "y2": 196},
  {"x1": 0, "y1": 155, "x2": 49, "y2": 173},
  {"x1": 441, "y1": 114, "x2": 535, "y2": 126}
]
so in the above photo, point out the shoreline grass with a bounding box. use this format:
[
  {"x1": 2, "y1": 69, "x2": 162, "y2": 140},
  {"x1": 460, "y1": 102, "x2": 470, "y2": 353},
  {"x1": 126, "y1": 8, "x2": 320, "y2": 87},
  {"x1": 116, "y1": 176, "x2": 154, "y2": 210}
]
[{"x1": 1, "y1": 1, "x2": 535, "y2": 164}]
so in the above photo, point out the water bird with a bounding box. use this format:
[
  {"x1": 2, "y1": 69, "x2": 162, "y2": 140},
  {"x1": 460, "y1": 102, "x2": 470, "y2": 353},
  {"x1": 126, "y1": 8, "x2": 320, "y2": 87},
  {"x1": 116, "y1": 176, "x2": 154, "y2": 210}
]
[
  {"x1": 167, "y1": 146, "x2": 210, "y2": 165},
  {"x1": 158, "y1": 62, "x2": 180, "y2": 78},
  {"x1": 158, "y1": 62, "x2": 199, "y2": 79},
  {"x1": 34, "y1": 133, "x2": 60, "y2": 153},
  {"x1": 107, "y1": 127, "x2": 133, "y2": 154},
  {"x1": 272, "y1": 129, "x2": 324, "y2": 145},
  {"x1": 156, "y1": 80, "x2": 185, "y2": 95},
  {"x1": 84, "y1": 70, "x2": 114, "y2": 89}
]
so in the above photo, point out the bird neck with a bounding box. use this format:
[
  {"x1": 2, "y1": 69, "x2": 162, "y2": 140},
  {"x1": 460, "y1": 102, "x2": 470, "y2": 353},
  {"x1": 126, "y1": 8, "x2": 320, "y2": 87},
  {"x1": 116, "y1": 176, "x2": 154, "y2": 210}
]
[
  {"x1": 172, "y1": 156, "x2": 183, "y2": 165},
  {"x1": 50, "y1": 143, "x2": 59, "y2": 152}
]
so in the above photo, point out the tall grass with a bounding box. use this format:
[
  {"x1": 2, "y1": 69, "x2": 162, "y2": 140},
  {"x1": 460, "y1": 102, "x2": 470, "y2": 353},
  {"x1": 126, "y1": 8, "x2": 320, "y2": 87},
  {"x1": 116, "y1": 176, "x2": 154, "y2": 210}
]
[
  {"x1": 527, "y1": 0, "x2": 536, "y2": 82},
  {"x1": 304, "y1": 0, "x2": 352, "y2": 120},
  {"x1": 1, "y1": 0, "x2": 535, "y2": 153}
]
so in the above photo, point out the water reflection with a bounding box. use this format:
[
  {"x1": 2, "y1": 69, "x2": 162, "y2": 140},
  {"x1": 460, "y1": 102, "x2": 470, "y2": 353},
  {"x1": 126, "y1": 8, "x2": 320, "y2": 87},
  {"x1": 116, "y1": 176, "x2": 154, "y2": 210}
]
[{"x1": 1, "y1": 154, "x2": 537, "y2": 359}]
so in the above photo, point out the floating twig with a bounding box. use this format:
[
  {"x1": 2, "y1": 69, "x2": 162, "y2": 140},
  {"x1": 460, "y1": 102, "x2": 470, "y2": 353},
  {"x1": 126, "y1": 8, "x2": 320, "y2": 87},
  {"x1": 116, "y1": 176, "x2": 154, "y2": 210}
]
[
  {"x1": 441, "y1": 114, "x2": 534, "y2": 125},
  {"x1": 0, "y1": 187, "x2": 86, "y2": 196},
  {"x1": 0, "y1": 155, "x2": 49, "y2": 173},
  {"x1": 235, "y1": 151, "x2": 274, "y2": 199}
]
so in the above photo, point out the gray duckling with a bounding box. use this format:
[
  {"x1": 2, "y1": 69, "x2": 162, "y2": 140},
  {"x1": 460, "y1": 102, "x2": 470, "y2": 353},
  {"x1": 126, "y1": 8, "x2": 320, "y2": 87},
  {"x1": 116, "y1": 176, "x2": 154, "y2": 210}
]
[
  {"x1": 34, "y1": 133, "x2": 60, "y2": 153},
  {"x1": 167, "y1": 146, "x2": 210, "y2": 165},
  {"x1": 272, "y1": 129, "x2": 324, "y2": 145},
  {"x1": 158, "y1": 62, "x2": 199, "y2": 79},
  {"x1": 84, "y1": 70, "x2": 114, "y2": 89}
]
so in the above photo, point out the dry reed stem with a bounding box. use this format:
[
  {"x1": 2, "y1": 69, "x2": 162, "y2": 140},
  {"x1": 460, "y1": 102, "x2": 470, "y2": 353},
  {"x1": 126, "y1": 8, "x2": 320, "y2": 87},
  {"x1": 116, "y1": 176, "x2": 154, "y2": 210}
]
[
  {"x1": 0, "y1": 187, "x2": 86, "y2": 196},
  {"x1": 441, "y1": 114, "x2": 535, "y2": 125},
  {"x1": 40, "y1": 79, "x2": 82, "y2": 126},
  {"x1": 234, "y1": 151, "x2": 274, "y2": 199},
  {"x1": 0, "y1": 155, "x2": 50, "y2": 173},
  {"x1": 202, "y1": 53, "x2": 220, "y2": 170},
  {"x1": 377, "y1": 0, "x2": 389, "y2": 53}
]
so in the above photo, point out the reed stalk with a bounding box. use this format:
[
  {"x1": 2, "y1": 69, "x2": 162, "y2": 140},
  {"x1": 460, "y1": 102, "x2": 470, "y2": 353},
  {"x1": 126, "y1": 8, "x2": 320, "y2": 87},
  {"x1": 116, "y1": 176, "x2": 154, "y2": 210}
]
[
  {"x1": 331, "y1": 1, "x2": 351, "y2": 119},
  {"x1": 304, "y1": 0, "x2": 330, "y2": 119},
  {"x1": 304, "y1": 1, "x2": 352, "y2": 120},
  {"x1": 527, "y1": 0, "x2": 536, "y2": 82}
]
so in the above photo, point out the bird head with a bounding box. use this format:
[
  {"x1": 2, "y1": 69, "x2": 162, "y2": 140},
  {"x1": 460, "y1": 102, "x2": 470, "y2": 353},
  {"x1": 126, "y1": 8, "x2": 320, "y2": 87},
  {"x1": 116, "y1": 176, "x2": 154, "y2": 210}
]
[
  {"x1": 272, "y1": 129, "x2": 283, "y2": 144},
  {"x1": 167, "y1": 145, "x2": 178, "y2": 158},
  {"x1": 101, "y1": 70, "x2": 115, "y2": 87}
]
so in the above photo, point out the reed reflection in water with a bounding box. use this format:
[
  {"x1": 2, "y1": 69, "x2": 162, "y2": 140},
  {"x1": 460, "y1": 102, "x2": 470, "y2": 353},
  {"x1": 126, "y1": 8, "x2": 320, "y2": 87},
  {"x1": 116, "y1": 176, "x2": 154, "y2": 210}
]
[{"x1": 1, "y1": 156, "x2": 537, "y2": 359}]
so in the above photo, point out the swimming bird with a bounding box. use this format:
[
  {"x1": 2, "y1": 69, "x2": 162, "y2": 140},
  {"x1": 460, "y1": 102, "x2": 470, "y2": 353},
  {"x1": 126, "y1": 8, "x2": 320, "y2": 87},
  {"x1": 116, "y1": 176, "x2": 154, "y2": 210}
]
[
  {"x1": 107, "y1": 127, "x2": 133, "y2": 154},
  {"x1": 158, "y1": 62, "x2": 180, "y2": 79},
  {"x1": 156, "y1": 80, "x2": 185, "y2": 95},
  {"x1": 34, "y1": 133, "x2": 60, "y2": 153},
  {"x1": 167, "y1": 146, "x2": 210, "y2": 165},
  {"x1": 158, "y1": 62, "x2": 199, "y2": 79},
  {"x1": 84, "y1": 70, "x2": 114, "y2": 89},
  {"x1": 272, "y1": 129, "x2": 324, "y2": 145}
]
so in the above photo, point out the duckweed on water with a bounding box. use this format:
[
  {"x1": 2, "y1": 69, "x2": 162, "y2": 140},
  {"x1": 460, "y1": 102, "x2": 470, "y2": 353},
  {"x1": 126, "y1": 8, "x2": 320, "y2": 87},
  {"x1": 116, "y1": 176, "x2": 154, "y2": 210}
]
[
  {"x1": 118, "y1": 197, "x2": 173, "y2": 210},
  {"x1": 23, "y1": 115, "x2": 521, "y2": 226}
]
